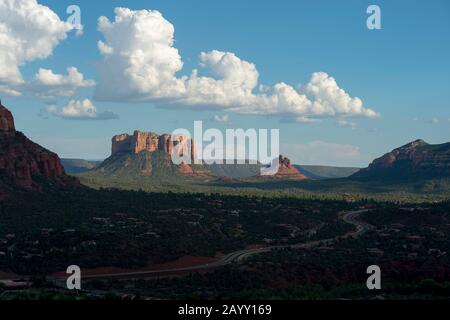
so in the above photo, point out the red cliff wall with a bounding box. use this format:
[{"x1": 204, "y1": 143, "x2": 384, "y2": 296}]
[
  {"x1": 0, "y1": 104, "x2": 78, "y2": 190},
  {"x1": 112, "y1": 130, "x2": 197, "y2": 163}
]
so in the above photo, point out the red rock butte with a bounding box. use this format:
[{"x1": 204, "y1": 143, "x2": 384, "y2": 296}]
[
  {"x1": 112, "y1": 131, "x2": 197, "y2": 163},
  {"x1": 276, "y1": 155, "x2": 309, "y2": 180}
]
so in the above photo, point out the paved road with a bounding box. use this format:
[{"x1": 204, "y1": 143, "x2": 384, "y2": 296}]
[{"x1": 62, "y1": 208, "x2": 373, "y2": 280}]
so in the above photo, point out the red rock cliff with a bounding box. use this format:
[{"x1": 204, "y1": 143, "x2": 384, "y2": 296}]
[
  {"x1": 0, "y1": 105, "x2": 15, "y2": 132},
  {"x1": 351, "y1": 139, "x2": 450, "y2": 180},
  {"x1": 0, "y1": 103, "x2": 79, "y2": 191},
  {"x1": 112, "y1": 130, "x2": 197, "y2": 163}
]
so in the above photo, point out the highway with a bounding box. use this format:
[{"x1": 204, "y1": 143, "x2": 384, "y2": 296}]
[{"x1": 63, "y1": 208, "x2": 373, "y2": 280}]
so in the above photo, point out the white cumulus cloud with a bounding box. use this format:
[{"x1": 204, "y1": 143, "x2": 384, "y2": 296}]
[
  {"x1": 24, "y1": 67, "x2": 95, "y2": 99},
  {"x1": 43, "y1": 99, "x2": 118, "y2": 120},
  {"x1": 0, "y1": 0, "x2": 72, "y2": 90},
  {"x1": 94, "y1": 8, "x2": 379, "y2": 122}
]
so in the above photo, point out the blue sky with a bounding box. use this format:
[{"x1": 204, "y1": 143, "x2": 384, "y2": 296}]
[{"x1": 1, "y1": 0, "x2": 449, "y2": 166}]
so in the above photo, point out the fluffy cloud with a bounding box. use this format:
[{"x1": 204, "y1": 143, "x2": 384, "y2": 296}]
[
  {"x1": 337, "y1": 119, "x2": 357, "y2": 129},
  {"x1": 281, "y1": 141, "x2": 372, "y2": 167},
  {"x1": 212, "y1": 114, "x2": 230, "y2": 123},
  {"x1": 24, "y1": 67, "x2": 95, "y2": 99},
  {"x1": 43, "y1": 99, "x2": 118, "y2": 120},
  {"x1": 0, "y1": 0, "x2": 90, "y2": 99},
  {"x1": 95, "y1": 8, "x2": 379, "y2": 122},
  {"x1": 0, "y1": 0, "x2": 72, "y2": 89},
  {"x1": 95, "y1": 8, "x2": 185, "y2": 101},
  {"x1": 0, "y1": 86, "x2": 21, "y2": 97},
  {"x1": 282, "y1": 116, "x2": 321, "y2": 124}
]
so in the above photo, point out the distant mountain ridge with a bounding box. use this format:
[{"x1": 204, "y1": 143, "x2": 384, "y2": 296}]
[
  {"x1": 61, "y1": 159, "x2": 102, "y2": 174},
  {"x1": 351, "y1": 139, "x2": 450, "y2": 181},
  {"x1": 295, "y1": 165, "x2": 360, "y2": 180}
]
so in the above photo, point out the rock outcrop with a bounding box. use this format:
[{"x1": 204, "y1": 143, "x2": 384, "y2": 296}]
[
  {"x1": 110, "y1": 131, "x2": 308, "y2": 180},
  {"x1": 112, "y1": 131, "x2": 197, "y2": 163},
  {"x1": 0, "y1": 103, "x2": 79, "y2": 192},
  {"x1": 0, "y1": 104, "x2": 15, "y2": 132},
  {"x1": 352, "y1": 139, "x2": 450, "y2": 180},
  {"x1": 108, "y1": 130, "x2": 204, "y2": 178},
  {"x1": 275, "y1": 155, "x2": 309, "y2": 180}
]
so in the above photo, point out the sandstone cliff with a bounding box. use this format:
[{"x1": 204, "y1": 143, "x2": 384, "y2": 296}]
[
  {"x1": 112, "y1": 131, "x2": 197, "y2": 163},
  {"x1": 0, "y1": 103, "x2": 79, "y2": 193},
  {"x1": 352, "y1": 139, "x2": 450, "y2": 180}
]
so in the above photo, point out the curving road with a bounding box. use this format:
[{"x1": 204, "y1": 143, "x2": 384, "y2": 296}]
[{"x1": 62, "y1": 209, "x2": 373, "y2": 280}]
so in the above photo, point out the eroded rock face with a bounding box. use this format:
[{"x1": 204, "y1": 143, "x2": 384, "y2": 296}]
[
  {"x1": 159, "y1": 134, "x2": 174, "y2": 155},
  {"x1": 111, "y1": 130, "x2": 199, "y2": 177},
  {"x1": 352, "y1": 139, "x2": 450, "y2": 180},
  {"x1": 112, "y1": 130, "x2": 197, "y2": 162},
  {"x1": 0, "y1": 103, "x2": 79, "y2": 191}
]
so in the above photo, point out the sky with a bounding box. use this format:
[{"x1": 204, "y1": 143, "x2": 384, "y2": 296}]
[{"x1": 0, "y1": 0, "x2": 449, "y2": 166}]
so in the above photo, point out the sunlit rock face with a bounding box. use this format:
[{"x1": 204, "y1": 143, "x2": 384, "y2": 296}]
[{"x1": 112, "y1": 130, "x2": 196, "y2": 163}]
